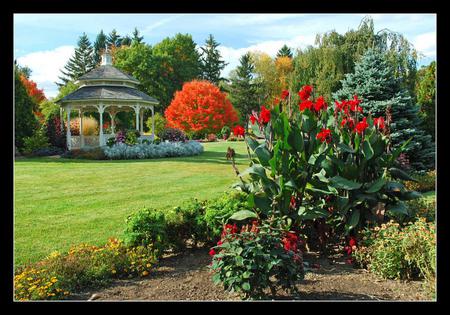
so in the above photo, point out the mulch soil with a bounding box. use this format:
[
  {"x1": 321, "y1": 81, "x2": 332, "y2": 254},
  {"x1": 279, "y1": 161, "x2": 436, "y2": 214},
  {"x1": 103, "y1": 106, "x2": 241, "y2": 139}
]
[{"x1": 70, "y1": 247, "x2": 432, "y2": 301}]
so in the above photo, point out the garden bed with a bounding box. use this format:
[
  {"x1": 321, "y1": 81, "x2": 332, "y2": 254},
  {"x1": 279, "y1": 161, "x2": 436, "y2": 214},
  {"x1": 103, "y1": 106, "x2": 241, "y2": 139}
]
[{"x1": 69, "y1": 247, "x2": 432, "y2": 301}]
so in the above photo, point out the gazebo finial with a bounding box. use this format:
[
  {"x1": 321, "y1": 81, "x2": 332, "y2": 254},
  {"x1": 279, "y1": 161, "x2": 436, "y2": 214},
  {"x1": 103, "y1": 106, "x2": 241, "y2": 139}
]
[{"x1": 101, "y1": 45, "x2": 112, "y2": 66}]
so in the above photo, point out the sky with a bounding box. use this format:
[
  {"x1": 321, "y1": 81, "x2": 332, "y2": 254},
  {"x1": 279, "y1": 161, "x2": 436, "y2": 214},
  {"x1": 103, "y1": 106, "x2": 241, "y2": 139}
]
[{"x1": 14, "y1": 13, "x2": 436, "y2": 98}]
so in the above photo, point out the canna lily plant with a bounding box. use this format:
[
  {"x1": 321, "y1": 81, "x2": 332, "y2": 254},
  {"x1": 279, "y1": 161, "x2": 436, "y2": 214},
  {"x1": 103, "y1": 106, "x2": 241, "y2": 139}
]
[{"x1": 229, "y1": 85, "x2": 420, "y2": 233}]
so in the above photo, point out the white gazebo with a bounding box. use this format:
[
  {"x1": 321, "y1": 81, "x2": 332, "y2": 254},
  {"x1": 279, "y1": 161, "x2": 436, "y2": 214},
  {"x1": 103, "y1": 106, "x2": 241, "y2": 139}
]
[{"x1": 56, "y1": 49, "x2": 159, "y2": 150}]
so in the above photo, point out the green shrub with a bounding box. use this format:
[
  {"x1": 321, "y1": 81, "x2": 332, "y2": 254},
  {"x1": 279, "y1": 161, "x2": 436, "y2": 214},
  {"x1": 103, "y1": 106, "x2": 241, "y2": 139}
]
[
  {"x1": 22, "y1": 128, "x2": 50, "y2": 155},
  {"x1": 61, "y1": 147, "x2": 106, "y2": 160},
  {"x1": 147, "y1": 112, "x2": 167, "y2": 136},
  {"x1": 125, "y1": 130, "x2": 140, "y2": 146},
  {"x1": 123, "y1": 208, "x2": 167, "y2": 257},
  {"x1": 354, "y1": 218, "x2": 435, "y2": 283},
  {"x1": 407, "y1": 198, "x2": 436, "y2": 222},
  {"x1": 404, "y1": 170, "x2": 436, "y2": 192},
  {"x1": 14, "y1": 238, "x2": 156, "y2": 300},
  {"x1": 172, "y1": 199, "x2": 209, "y2": 246},
  {"x1": 204, "y1": 191, "x2": 251, "y2": 241}
]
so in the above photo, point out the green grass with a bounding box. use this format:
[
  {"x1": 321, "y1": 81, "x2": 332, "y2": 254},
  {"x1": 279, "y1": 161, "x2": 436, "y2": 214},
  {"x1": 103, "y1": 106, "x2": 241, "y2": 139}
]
[{"x1": 14, "y1": 141, "x2": 249, "y2": 267}]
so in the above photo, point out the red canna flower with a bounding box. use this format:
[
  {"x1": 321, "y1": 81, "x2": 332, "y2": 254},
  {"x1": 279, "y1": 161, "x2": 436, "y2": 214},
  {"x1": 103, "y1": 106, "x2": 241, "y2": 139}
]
[
  {"x1": 354, "y1": 117, "x2": 369, "y2": 134},
  {"x1": 299, "y1": 100, "x2": 313, "y2": 111},
  {"x1": 281, "y1": 90, "x2": 290, "y2": 100},
  {"x1": 209, "y1": 248, "x2": 216, "y2": 256},
  {"x1": 313, "y1": 96, "x2": 327, "y2": 112},
  {"x1": 233, "y1": 125, "x2": 245, "y2": 137},
  {"x1": 373, "y1": 116, "x2": 385, "y2": 130},
  {"x1": 259, "y1": 106, "x2": 271, "y2": 124},
  {"x1": 316, "y1": 128, "x2": 332, "y2": 143},
  {"x1": 273, "y1": 97, "x2": 280, "y2": 105},
  {"x1": 298, "y1": 85, "x2": 313, "y2": 101},
  {"x1": 250, "y1": 114, "x2": 257, "y2": 125},
  {"x1": 349, "y1": 236, "x2": 357, "y2": 248}
]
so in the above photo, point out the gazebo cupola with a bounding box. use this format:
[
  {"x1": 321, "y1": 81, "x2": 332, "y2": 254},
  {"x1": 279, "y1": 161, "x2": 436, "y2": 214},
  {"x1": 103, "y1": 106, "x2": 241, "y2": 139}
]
[{"x1": 56, "y1": 48, "x2": 159, "y2": 150}]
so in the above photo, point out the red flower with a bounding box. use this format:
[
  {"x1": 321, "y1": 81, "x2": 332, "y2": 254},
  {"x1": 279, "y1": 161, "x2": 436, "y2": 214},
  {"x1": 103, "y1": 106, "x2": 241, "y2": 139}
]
[
  {"x1": 281, "y1": 90, "x2": 290, "y2": 100},
  {"x1": 233, "y1": 125, "x2": 245, "y2": 137},
  {"x1": 299, "y1": 100, "x2": 313, "y2": 111},
  {"x1": 313, "y1": 96, "x2": 327, "y2": 112},
  {"x1": 298, "y1": 85, "x2": 313, "y2": 101},
  {"x1": 316, "y1": 128, "x2": 332, "y2": 143},
  {"x1": 259, "y1": 106, "x2": 271, "y2": 124},
  {"x1": 354, "y1": 117, "x2": 369, "y2": 134},
  {"x1": 373, "y1": 116, "x2": 385, "y2": 130},
  {"x1": 273, "y1": 97, "x2": 280, "y2": 105},
  {"x1": 209, "y1": 249, "x2": 216, "y2": 256},
  {"x1": 250, "y1": 114, "x2": 257, "y2": 125},
  {"x1": 349, "y1": 236, "x2": 357, "y2": 247},
  {"x1": 217, "y1": 240, "x2": 223, "y2": 246},
  {"x1": 341, "y1": 117, "x2": 355, "y2": 129}
]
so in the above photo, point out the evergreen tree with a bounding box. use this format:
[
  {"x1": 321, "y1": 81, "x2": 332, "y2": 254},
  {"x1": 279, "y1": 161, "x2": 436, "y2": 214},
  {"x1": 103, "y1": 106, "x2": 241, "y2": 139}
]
[
  {"x1": 276, "y1": 45, "x2": 293, "y2": 59},
  {"x1": 228, "y1": 53, "x2": 260, "y2": 127},
  {"x1": 121, "y1": 36, "x2": 132, "y2": 46},
  {"x1": 93, "y1": 30, "x2": 107, "y2": 65},
  {"x1": 415, "y1": 61, "x2": 436, "y2": 141},
  {"x1": 333, "y1": 49, "x2": 434, "y2": 171},
  {"x1": 199, "y1": 34, "x2": 228, "y2": 85},
  {"x1": 131, "y1": 27, "x2": 144, "y2": 45},
  {"x1": 107, "y1": 29, "x2": 122, "y2": 47},
  {"x1": 15, "y1": 66, "x2": 38, "y2": 149},
  {"x1": 57, "y1": 33, "x2": 96, "y2": 86}
]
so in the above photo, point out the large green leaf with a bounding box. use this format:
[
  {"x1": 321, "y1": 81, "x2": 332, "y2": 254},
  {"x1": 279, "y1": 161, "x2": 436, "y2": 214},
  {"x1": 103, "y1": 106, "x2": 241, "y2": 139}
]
[
  {"x1": 337, "y1": 143, "x2": 355, "y2": 154},
  {"x1": 254, "y1": 144, "x2": 271, "y2": 167},
  {"x1": 346, "y1": 210, "x2": 360, "y2": 231},
  {"x1": 229, "y1": 210, "x2": 258, "y2": 221},
  {"x1": 298, "y1": 206, "x2": 329, "y2": 220},
  {"x1": 288, "y1": 125, "x2": 304, "y2": 152},
  {"x1": 362, "y1": 137, "x2": 374, "y2": 160},
  {"x1": 330, "y1": 176, "x2": 362, "y2": 190},
  {"x1": 389, "y1": 167, "x2": 418, "y2": 182},
  {"x1": 386, "y1": 201, "x2": 408, "y2": 215},
  {"x1": 398, "y1": 190, "x2": 422, "y2": 201},
  {"x1": 245, "y1": 136, "x2": 260, "y2": 152},
  {"x1": 366, "y1": 177, "x2": 386, "y2": 193},
  {"x1": 384, "y1": 181, "x2": 405, "y2": 193},
  {"x1": 241, "y1": 164, "x2": 268, "y2": 179}
]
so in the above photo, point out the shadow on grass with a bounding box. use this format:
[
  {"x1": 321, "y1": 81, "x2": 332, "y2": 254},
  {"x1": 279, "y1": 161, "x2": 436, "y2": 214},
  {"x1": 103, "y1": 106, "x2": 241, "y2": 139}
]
[{"x1": 14, "y1": 150, "x2": 250, "y2": 166}]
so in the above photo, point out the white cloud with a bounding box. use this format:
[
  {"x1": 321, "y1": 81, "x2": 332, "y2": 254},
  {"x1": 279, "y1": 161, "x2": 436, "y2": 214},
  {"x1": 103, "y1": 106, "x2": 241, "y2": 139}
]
[
  {"x1": 412, "y1": 31, "x2": 436, "y2": 59},
  {"x1": 16, "y1": 45, "x2": 75, "y2": 98},
  {"x1": 219, "y1": 35, "x2": 316, "y2": 77}
]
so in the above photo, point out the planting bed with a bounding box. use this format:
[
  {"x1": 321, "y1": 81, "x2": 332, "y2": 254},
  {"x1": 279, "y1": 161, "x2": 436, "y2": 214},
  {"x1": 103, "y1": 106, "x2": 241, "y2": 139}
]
[{"x1": 70, "y1": 247, "x2": 431, "y2": 301}]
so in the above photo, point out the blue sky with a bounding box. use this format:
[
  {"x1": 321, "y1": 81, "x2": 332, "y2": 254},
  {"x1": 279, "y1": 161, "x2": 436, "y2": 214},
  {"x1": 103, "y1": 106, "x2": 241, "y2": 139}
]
[{"x1": 14, "y1": 13, "x2": 436, "y2": 98}]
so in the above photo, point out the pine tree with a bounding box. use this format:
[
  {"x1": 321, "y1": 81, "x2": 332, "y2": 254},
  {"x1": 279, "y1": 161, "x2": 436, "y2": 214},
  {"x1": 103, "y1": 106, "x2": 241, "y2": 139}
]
[
  {"x1": 107, "y1": 29, "x2": 122, "y2": 47},
  {"x1": 276, "y1": 44, "x2": 293, "y2": 59},
  {"x1": 228, "y1": 53, "x2": 260, "y2": 127},
  {"x1": 334, "y1": 48, "x2": 435, "y2": 171},
  {"x1": 200, "y1": 34, "x2": 228, "y2": 85},
  {"x1": 57, "y1": 33, "x2": 96, "y2": 86},
  {"x1": 93, "y1": 30, "x2": 107, "y2": 65},
  {"x1": 131, "y1": 27, "x2": 144, "y2": 45},
  {"x1": 121, "y1": 36, "x2": 132, "y2": 46}
]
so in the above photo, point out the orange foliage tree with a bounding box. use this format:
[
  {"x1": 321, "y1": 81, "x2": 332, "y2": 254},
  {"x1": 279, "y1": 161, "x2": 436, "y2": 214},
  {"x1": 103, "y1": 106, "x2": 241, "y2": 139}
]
[
  {"x1": 165, "y1": 80, "x2": 239, "y2": 136},
  {"x1": 20, "y1": 75, "x2": 46, "y2": 106}
]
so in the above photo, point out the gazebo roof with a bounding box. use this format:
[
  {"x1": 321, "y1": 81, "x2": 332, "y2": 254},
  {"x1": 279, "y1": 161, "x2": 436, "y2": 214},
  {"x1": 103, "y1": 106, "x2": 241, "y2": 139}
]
[
  {"x1": 77, "y1": 65, "x2": 140, "y2": 84},
  {"x1": 57, "y1": 85, "x2": 158, "y2": 104}
]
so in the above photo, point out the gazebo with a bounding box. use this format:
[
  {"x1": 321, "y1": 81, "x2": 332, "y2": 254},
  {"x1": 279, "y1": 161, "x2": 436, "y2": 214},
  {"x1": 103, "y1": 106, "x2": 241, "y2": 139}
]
[{"x1": 56, "y1": 48, "x2": 159, "y2": 150}]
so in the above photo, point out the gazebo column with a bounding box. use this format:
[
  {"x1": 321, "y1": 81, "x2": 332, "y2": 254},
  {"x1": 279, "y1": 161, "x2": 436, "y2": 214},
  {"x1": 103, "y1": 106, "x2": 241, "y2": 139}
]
[
  {"x1": 140, "y1": 110, "x2": 144, "y2": 134},
  {"x1": 66, "y1": 106, "x2": 72, "y2": 150},
  {"x1": 151, "y1": 106, "x2": 155, "y2": 139},
  {"x1": 79, "y1": 109, "x2": 84, "y2": 148},
  {"x1": 109, "y1": 110, "x2": 117, "y2": 134},
  {"x1": 60, "y1": 107, "x2": 64, "y2": 133},
  {"x1": 98, "y1": 104, "x2": 105, "y2": 146},
  {"x1": 134, "y1": 105, "x2": 140, "y2": 132}
]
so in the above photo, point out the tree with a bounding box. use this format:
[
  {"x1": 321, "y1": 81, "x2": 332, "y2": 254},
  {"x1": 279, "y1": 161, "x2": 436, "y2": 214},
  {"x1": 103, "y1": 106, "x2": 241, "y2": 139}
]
[
  {"x1": 19, "y1": 74, "x2": 46, "y2": 111},
  {"x1": 121, "y1": 36, "x2": 132, "y2": 47},
  {"x1": 131, "y1": 27, "x2": 144, "y2": 45},
  {"x1": 333, "y1": 48, "x2": 434, "y2": 171},
  {"x1": 228, "y1": 53, "x2": 260, "y2": 127},
  {"x1": 93, "y1": 30, "x2": 107, "y2": 65},
  {"x1": 165, "y1": 80, "x2": 239, "y2": 137},
  {"x1": 58, "y1": 33, "x2": 96, "y2": 86},
  {"x1": 275, "y1": 56, "x2": 293, "y2": 91},
  {"x1": 276, "y1": 44, "x2": 293, "y2": 59},
  {"x1": 15, "y1": 66, "x2": 38, "y2": 149},
  {"x1": 200, "y1": 34, "x2": 228, "y2": 85},
  {"x1": 415, "y1": 61, "x2": 435, "y2": 141},
  {"x1": 107, "y1": 29, "x2": 122, "y2": 47}
]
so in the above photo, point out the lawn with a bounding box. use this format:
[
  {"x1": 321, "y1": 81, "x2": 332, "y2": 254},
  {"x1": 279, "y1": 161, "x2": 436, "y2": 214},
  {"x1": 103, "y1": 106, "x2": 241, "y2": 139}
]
[{"x1": 14, "y1": 141, "x2": 249, "y2": 266}]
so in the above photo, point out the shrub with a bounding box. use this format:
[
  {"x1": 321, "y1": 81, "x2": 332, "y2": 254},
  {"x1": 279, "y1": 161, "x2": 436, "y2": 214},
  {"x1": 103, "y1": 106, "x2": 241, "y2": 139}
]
[
  {"x1": 207, "y1": 133, "x2": 217, "y2": 142},
  {"x1": 32, "y1": 146, "x2": 64, "y2": 157},
  {"x1": 22, "y1": 128, "x2": 50, "y2": 155},
  {"x1": 353, "y1": 218, "x2": 435, "y2": 282},
  {"x1": 14, "y1": 238, "x2": 156, "y2": 301},
  {"x1": 404, "y1": 170, "x2": 436, "y2": 192},
  {"x1": 159, "y1": 127, "x2": 187, "y2": 142},
  {"x1": 406, "y1": 198, "x2": 435, "y2": 222},
  {"x1": 147, "y1": 112, "x2": 167, "y2": 137},
  {"x1": 204, "y1": 191, "x2": 252, "y2": 241},
  {"x1": 210, "y1": 218, "x2": 304, "y2": 300},
  {"x1": 125, "y1": 130, "x2": 140, "y2": 146},
  {"x1": 221, "y1": 126, "x2": 231, "y2": 137},
  {"x1": 15, "y1": 68, "x2": 38, "y2": 149},
  {"x1": 171, "y1": 199, "x2": 209, "y2": 246},
  {"x1": 103, "y1": 141, "x2": 203, "y2": 160},
  {"x1": 123, "y1": 208, "x2": 167, "y2": 257},
  {"x1": 45, "y1": 114, "x2": 66, "y2": 149},
  {"x1": 165, "y1": 80, "x2": 239, "y2": 136},
  {"x1": 61, "y1": 147, "x2": 106, "y2": 160}
]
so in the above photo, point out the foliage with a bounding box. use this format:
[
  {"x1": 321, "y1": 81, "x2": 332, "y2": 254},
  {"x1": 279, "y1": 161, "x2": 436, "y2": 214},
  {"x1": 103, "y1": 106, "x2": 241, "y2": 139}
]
[
  {"x1": 93, "y1": 30, "x2": 107, "y2": 65},
  {"x1": 19, "y1": 74, "x2": 46, "y2": 111},
  {"x1": 228, "y1": 53, "x2": 261, "y2": 126},
  {"x1": 221, "y1": 125, "x2": 231, "y2": 137},
  {"x1": 131, "y1": 27, "x2": 144, "y2": 45},
  {"x1": 107, "y1": 29, "x2": 122, "y2": 47},
  {"x1": 146, "y1": 112, "x2": 167, "y2": 137},
  {"x1": 334, "y1": 48, "x2": 434, "y2": 171},
  {"x1": 158, "y1": 127, "x2": 187, "y2": 142},
  {"x1": 415, "y1": 61, "x2": 436, "y2": 140},
  {"x1": 39, "y1": 100, "x2": 60, "y2": 120},
  {"x1": 277, "y1": 45, "x2": 293, "y2": 59},
  {"x1": 353, "y1": 218, "x2": 435, "y2": 284},
  {"x1": 200, "y1": 34, "x2": 228, "y2": 85},
  {"x1": 251, "y1": 52, "x2": 282, "y2": 105},
  {"x1": 61, "y1": 147, "x2": 106, "y2": 160},
  {"x1": 403, "y1": 170, "x2": 436, "y2": 192},
  {"x1": 15, "y1": 67, "x2": 38, "y2": 149},
  {"x1": 58, "y1": 33, "x2": 96, "y2": 86},
  {"x1": 230, "y1": 86, "x2": 419, "y2": 237},
  {"x1": 165, "y1": 80, "x2": 239, "y2": 136},
  {"x1": 22, "y1": 128, "x2": 50, "y2": 155},
  {"x1": 210, "y1": 217, "x2": 304, "y2": 300},
  {"x1": 14, "y1": 238, "x2": 156, "y2": 300},
  {"x1": 31, "y1": 146, "x2": 65, "y2": 157},
  {"x1": 125, "y1": 130, "x2": 140, "y2": 146},
  {"x1": 103, "y1": 140, "x2": 204, "y2": 160},
  {"x1": 406, "y1": 198, "x2": 435, "y2": 223}
]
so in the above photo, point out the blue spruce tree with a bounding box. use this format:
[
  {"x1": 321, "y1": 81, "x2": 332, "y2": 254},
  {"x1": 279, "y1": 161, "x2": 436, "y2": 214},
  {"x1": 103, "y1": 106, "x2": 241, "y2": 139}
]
[{"x1": 333, "y1": 48, "x2": 434, "y2": 171}]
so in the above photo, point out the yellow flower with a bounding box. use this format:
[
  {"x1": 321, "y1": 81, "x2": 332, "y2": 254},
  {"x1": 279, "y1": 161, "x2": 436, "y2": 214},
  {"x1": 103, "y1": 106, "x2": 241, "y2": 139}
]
[
  {"x1": 51, "y1": 278, "x2": 58, "y2": 283},
  {"x1": 142, "y1": 271, "x2": 149, "y2": 276},
  {"x1": 146, "y1": 263, "x2": 151, "y2": 268},
  {"x1": 112, "y1": 270, "x2": 117, "y2": 274}
]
